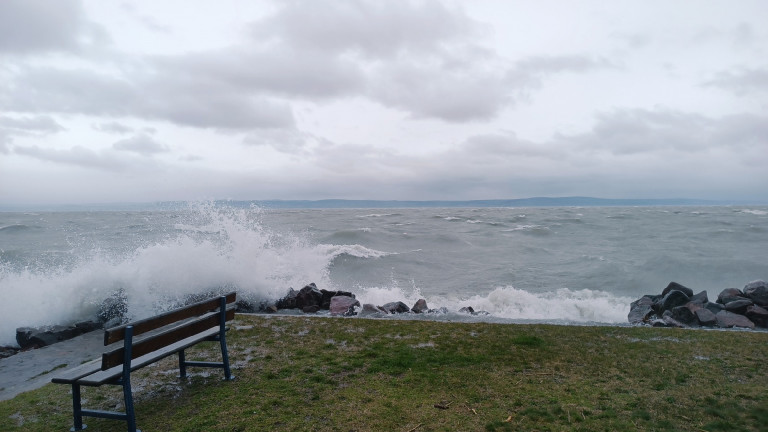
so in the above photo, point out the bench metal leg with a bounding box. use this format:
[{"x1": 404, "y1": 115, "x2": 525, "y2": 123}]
[
  {"x1": 71, "y1": 384, "x2": 86, "y2": 431},
  {"x1": 219, "y1": 296, "x2": 234, "y2": 381},
  {"x1": 178, "y1": 349, "x2": 187, "y2": 378}
]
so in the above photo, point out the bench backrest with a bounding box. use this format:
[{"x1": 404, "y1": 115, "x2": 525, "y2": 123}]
[{"x1": 101, "y1": 292, "x2": 237, "y2": 370}]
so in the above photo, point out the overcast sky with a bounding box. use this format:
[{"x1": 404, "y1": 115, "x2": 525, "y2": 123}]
[{"x1": 1, "y1": 0, "x2": 767, "y2": 206}]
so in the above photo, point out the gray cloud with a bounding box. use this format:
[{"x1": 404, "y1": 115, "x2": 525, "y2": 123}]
[
  {"x1": 113, "y1": 134, "x2": 168, "y2": 155},
  {"x1": 0, "y1": 0, "x2": 107, "y2": 54},
  {"x1": 13, "y1": 145, "x2": 130, "y2": 171},
  {"x1": 94, "y1": 121, "x2": 134, "y2": 134},
  {"x1": 566, "y1": 109, "x2": 768, "y2": 156},
  {"x1": 0, "y1": 115, "x2": 65, "y2": 133},
  {"x1": 251, "y1": 0, "x2": 477, "y2": 58},
  {"x1": 703, "y1": 68, "x2": 768, "y2": 96}
]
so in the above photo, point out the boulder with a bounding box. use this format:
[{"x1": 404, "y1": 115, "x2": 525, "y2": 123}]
[
  {"x1": 724, "y1": 299, "x2": 754, "y2": 314},
  {"x1": 660, "y1": 312, "x2": 687, "y2": 328},
  {"x1": 358, "y1": 303, "x2": 381, "y2": 317},
  {"x1": 717, "y1": 288, "x2": 745, "y2": 305},
  {"x1": 689, "y1": 291, "x2": 709, "y2": 304},
  {"x1": 380, "y1": 301, "x2": 410, "y2": 314},
  {"x1": 0, "y1": 345, "x2": 19, "y2": 359},
  {"x1": 302, "y1": 305, "x2": 321, "y2": 314},
  {"x1": 321, "y1": 290, "x2": 355, "y2": 309},
  {"x1": 668, "y1": 305, "x2": 697, "y2": 326},
  {"x1": 661, "y1": 282, "x2": 694, "y2": 298},
  {"x1": 657, "y1": 290, "x2": 690, "y2": 313},
  {"x1": 98, "y1": 289, "x2": 128, "y2": 324},
  {"x1": 411, "y1": 299, "x2": 428, "y2": 314},
  {"x1": 329, "y1": 296, "x2": 360, "y2": 316},
  {"x1": 628, "y1": 296, "x2": 655, "y2": 324},
  {"x1": 275, "y1": 288, "x2": 298, "y2": 309},
  {"x1": 16, "y1": 321, "x2": 101, "y2": 349},
  {"x1": 459, "y1": 306, "x2": 475, "y2": 314},
  {"x1": 695, "y1": 308, "x2": 717, "y2": 327},
  {"x1": 745, "y1": 305, "x2": 768, "y2": 328},
  {"x1": 295, "y1": 283, "x2": 323, "y2": 310},
  {"x1": 704, "y1": 302, "x2": 725, "y2": 314},
  {"x1": 715, "y1": 311, "x2": 755, "y2": 329},
  {"x1": 743, "y1": 280, "x2": 768, "y2": 307}
]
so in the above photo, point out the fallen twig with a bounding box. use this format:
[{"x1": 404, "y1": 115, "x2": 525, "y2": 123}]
[{"x1": 406, "y1": 423, "x2": 423, "y2": 432}]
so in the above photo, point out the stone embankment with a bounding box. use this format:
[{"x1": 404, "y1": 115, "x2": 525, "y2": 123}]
[{"x1": 628, "y1": 280, "x2": 768, "y2": 329}]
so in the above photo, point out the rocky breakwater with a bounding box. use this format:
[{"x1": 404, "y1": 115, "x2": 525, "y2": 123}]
[
  {"x1": 628, "y1": 280, "x2": 768, "y2": 329},
  {"x1": 246, "y1": 282, "x2": 488, "y2": 318}
]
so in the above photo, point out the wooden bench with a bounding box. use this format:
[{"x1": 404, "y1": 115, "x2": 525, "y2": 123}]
[{"x1": 52, "y1": 292, "x2": 237, "y2": 432}]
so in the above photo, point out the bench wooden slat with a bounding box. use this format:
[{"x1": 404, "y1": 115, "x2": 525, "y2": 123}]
[
  {"x1": 104, "y1": 291, "x2": 236, "y2": 345},
  {"x1": 51, "y1": 358, "x2": 103, "y2": 385},
  {"x1": 79, "y1": 327, "x2": 221, "y2": 386},
  {"x1": 102, "y1": 306, "x2": 235, "y2": 370}
]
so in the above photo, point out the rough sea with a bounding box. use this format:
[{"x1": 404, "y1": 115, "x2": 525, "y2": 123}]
[{"x1": 1, "y1": 203, "x2": 766, "y2": 346}]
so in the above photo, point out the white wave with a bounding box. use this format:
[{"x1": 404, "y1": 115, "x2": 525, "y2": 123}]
[
  {"x1": 455, "y1": 286, "x2": 633, "y2": 323},
  {"x1": 740, "y1": 209, "x2": 768, "y2": 216}
]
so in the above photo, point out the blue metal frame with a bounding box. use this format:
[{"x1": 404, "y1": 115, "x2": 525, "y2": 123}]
[{"x1": 65, "y1": 295, "x2": 234, "y2": 432}]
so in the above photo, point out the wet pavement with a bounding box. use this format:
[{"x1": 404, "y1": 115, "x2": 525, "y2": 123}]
[{"x1": 0, "y1": 331, "x2": 103, "y2": 401}]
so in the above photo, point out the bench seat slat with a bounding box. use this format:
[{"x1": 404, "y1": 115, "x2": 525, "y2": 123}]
[
  {"x1": 51, "y1": 358, "x2": 103, "y2": 385},
  {"x1": 78, "y1": 326, "x2": 220, "y2": 386}
]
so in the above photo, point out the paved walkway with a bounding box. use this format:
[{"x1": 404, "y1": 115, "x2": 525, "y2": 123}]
[{"x1": 0, "y1": 331, "x2": 103, "y2": 401}]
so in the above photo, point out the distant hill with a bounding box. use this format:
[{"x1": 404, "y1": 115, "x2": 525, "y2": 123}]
[
  {"x1": 227, "y1": 197, "x2": 741, "y2": 209},
  {"x1": 4, "y1": 197, "x2": 763, "y2": 212}
]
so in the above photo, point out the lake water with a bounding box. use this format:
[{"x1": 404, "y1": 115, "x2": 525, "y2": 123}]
[{"x1": 1, "y1": 203, "x2": 766, "y2": 346}]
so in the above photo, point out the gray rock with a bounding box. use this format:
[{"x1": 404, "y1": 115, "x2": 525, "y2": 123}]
[
  {"x1": 743, "y1": 280, "x2": 768, "y2": 307},
  {"x1": 658, "y1": 290, "x2": 690, "y2": 313},
  {"x1": 715, "y1": 311, "x2": 755, "y2": 329},
  {"x1": 275, "y1": 287, "x2": 298, "y2": 309},
  {"x1": 745, "y1": 305, "x2": 768, "y2": 327},
  {"x1": 321, "y1": 290, "x2": 355, "y2": 310},
  {"x1": 704, "y1": 302, "x2": 725, "y2": 314},
  {"x1": 724, "y1": 298, "x2": 754, "y2": 314},
  {"x1": 380, "y1": 301, "x2": 410, "y2": 314},
  {"x1": 459, "y1": 306, "x2": 475, "y2": 314},
  {"x1": 302, "y1": 305, "x2": 321, "y2": 314},
  {"x1": 717, "y1": 288, "x2": 745, "y2": 305},
  {"x1": 668, "y1": 305, "x2": 697, "y2": 326},
  {"x1": 295, "y1": 283, "x2": 323, "y2": 310},
  {"x1": 689, "y1": 290, "x2": 709, "y2": 304},
  {"x1": 411, "y1": 299, "x2": 429, "y2": 314},
  {"x1": 661, "y1": 312, "x2": 687, "y2": 328},
  {"x1": 329, "y1": 296, "x2": 360, "y2": 316},
  {"x1": 661, "y1": 282, "x2": 694, "y2": 298},
  {"x1": 695, "y1": 308, "x2": 717, "y2": 327},
  {"x1": 358, "y1": 303, "x2": 381, "y2": 317},
  {"x1": 628, "y1": 296, "x2": 656, "y2": 324}
]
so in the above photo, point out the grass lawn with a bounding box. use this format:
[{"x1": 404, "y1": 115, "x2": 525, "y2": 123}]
[{"x1": 1, "y1": 314, "x2": 767, "y2": 431}]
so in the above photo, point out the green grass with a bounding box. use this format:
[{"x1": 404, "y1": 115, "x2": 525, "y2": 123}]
[{"x1": 1, "y1": 315, "x2": 767, "y2": 431}]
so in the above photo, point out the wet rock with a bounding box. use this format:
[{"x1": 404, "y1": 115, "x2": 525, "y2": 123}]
[
  {"x1": 302, "y1": 305, "x2": 321, "y2": 314},
  {"x1": 358, "y1": 303, "x2": 381, "y2": 317},
  {"x1": 668, "y1": 305, "x2": 697, "y2": 326},
  {"x1": 321, "y1": 290, "x2": 355, "y2": 310},
  {"x1": 329, "y1": 296, "x2": 360, "y2": 316},
  {"x1": 459, "y1": 306, "x2": 475, "y2": 314},
  {"x1": 662, "y1": 282, "x2": 694, "y2": 298},
  {"x1": 695, "y1": 308, "x2": 717, "y2": 327},
  {"x1": 689, "y1": 291, "x2": 709, "y2": 304},
  {"x1": 16, "y1": 321, "x2": 101, "y2": 349},
  {"x1": 295, "y1": 283, "x2": 323, "y2": 310},
  {"x1": 657, "y1": 290, "x2": 690, "y2": 313},
  {"x1": 743, "y1": 280, "x2": 768, "y2": 307},
  {"x1": 745, "y1": 305, "x2": 768, "y2": 327},
  {"x1": 628, "y1": 296, "x2": 655, "y2": 324},
  {"x1": 98, "y1": 289, "x2": 128, "y2": 324},
  {"x1": 717, "y1": 288, "x2": 745, "y2": 305},
  {"x1": 715, "y1": 311, "x2": 755, "y2": 329},
  {"x1": 411, "y1": 299, "x2": 428, "y2": 313},
  {"x1": 380, "y1": 301, "x2": 410, "y2": 314},
  {"x1": 704, "y1": 302, "x2": 725, "y2": 315},
  {"x1": 0, "y1": 345, "x2": 20, "y2": 359},
  {"x1": 276, "y1": 288, "x2": 298, "y2": 309},
  {"x1": 724, "y1": 299, "x2": 754, "y2": 315},
  {"x1": 660, "y1": 312, "x2": 687, "y2": 328}
]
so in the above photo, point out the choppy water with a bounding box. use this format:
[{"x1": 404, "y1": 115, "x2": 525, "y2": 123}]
[{"x1": 1, "y1": 203, "x2": 766, "y2": 346}]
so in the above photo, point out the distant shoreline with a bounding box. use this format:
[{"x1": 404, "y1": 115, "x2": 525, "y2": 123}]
[{"x1": 3, "y1": 196, "x2": 767, "y2": 212}]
